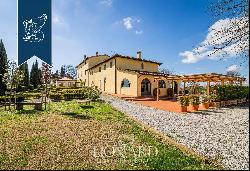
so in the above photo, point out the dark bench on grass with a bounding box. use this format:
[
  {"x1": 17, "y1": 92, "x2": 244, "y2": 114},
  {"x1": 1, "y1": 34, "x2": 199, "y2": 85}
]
[{"x1": 16, "y1": 102, "x2": 43, "y2": 110}]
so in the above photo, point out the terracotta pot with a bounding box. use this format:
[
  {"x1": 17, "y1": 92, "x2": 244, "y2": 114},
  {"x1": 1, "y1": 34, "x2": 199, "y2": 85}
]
[
  {"x1": 200, "y1": 103, "x2": 209, "y2": 109},
  {"x1": 209, "y1": 102, "x2": 215, "y2": 107},
  {"x1": 220, "y1": 101, "x2": 226, "y2": 107},
  {"x1": 225, "y1": 101, "x2": 231, "y2": 106},
  {"x1": 242, "y1": 98, "x2": 247, "y2": 103},
  {"x1": 214, "y1": 102, "x2": 221, "y2": 108},
  {"x1": 179, "y1": 106, "x2": 187, "y2": 112},
  {"x1": 231, "y1": 100, "x2": 237, "y2": 105},
  {"x1": 190, "y1": 105, "x2": 199, "y2": 111}
]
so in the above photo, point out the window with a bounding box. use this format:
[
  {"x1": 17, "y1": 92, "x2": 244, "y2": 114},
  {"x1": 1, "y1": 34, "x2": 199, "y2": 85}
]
[
  {"x1": 141, "y1": 63, "x2": 144, "y2": 69},
  {"x1": 159, "y1": 80, "x2": 166, "y2": 88},
  {"x1": 110, "y1": 61, "x2": 113, "y2": 68},
  {"x1": 99, "y1": 67, "x2": 101, "y2": 72},
  {"x1": 104, "y1": 64, "x2": 106, "y2": 70},
  {"x1": 121, "y1": 79, "x2": 130, "y2": 88}
]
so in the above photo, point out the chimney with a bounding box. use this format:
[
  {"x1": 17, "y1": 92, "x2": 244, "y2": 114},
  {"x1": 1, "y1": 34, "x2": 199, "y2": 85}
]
[
  {"x1": 96, "y1": 51, "x2": 99, "y2": 56},
  {"x1": 136, "y1": 51, "x2": 142, "y2": 59}
]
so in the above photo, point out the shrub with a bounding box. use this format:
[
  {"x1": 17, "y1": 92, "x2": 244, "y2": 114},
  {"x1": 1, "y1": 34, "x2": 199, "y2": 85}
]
[
  {"x1": 86, "y1": 87, "x2": 101, "y2": 101},
  {"x1": 210, "y1": 85, "x2": 249, "y2": 101},
  {"x1": 21, "y1": 92, "x2": 41, "y2": 99},
  {"x1": 189, "y1": 95, "x2": 200, "y2": 105},
  {"x1": 178, "y1": 96, "x2": 189, "y2": 106},
  {"x1": 199, "y1": 95, "x2": 211, "y2": 103},
  {"x1": 49, "y1": 93, "x2": 63, "y2": 100}
]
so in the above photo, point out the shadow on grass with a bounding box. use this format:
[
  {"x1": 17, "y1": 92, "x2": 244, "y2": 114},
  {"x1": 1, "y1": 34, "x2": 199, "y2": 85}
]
[
  {"x1": 62, "y1": 112, "x2": 92, "y2": 120},
  {"x1": 16, "y1": 109, "x2": 42, "y2": 115},
  {"x1": 80, "y1": 105, "x2": 94, "y2": 109}
]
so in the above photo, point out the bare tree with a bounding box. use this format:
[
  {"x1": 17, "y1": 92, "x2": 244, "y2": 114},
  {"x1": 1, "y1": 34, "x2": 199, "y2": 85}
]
[
  {"x1": 3, "y1": 61, "x2": 24, "y2": 90},
  {"x1": 203, "y1": 0, "x2": 249, "y2": 64},
  {"x1": 226, "y1": 70, "x2": 241, "y2": 77},
  {"x1": 65, "y1": 65, "x2": 77, "y2": 79},
  {"x1": 159, "y1": 67, "x2": 175, "y2": 75},
  {"x1": 41, "y1": 63, "x2": 52, "y2": 110}
]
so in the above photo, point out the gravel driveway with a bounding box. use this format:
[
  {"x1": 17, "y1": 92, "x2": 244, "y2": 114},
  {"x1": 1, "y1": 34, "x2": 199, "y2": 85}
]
[{"x1": 101, "y1": 95, "x2": 249, "y2": 170}]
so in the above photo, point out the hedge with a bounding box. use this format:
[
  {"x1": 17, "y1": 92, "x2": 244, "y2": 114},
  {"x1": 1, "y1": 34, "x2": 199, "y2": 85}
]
[{"x1": 210, "y1": 85, "x2": 249, "y2": 101}]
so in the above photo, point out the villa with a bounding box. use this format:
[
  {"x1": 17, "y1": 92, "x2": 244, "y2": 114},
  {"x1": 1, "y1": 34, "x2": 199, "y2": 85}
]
[
  {"x1": 76, "y1": 51, "x2": 178, "y2": 97},
  {"x1": 76, "y1": 51, "x2": 245, "y2": 98}
]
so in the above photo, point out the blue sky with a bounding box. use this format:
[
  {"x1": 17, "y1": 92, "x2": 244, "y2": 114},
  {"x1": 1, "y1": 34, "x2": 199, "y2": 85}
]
[{"x1": 0, "y1": 0, "x2": 249, "y2": 80}]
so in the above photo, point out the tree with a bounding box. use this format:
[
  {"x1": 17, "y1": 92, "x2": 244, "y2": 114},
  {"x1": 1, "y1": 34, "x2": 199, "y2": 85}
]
[
  {"x1": 30, "y1": 60, "x2": 42, "y2": 89},
  {"x1": 159, "y1": 67, "x2": 175, "y2": 75},
  {"x1": 18, "y1": 62, "x2": 29, "y2": 91},
  {"x1": 41, "y1": 62, "x2": 52, "y2": 110},
  {"x1": 0, "y1": 39, "x2": 8, "y2": 95},
  {"x1": 226, "y1": 70, "x2": 241, "y2": 77},
  {"x1": 65, "y1": 65, "x2": 77, "y2": 79},
  {"x1": 205, "y1": 0, "x2": 249, "y2": 64},
  {"x1": 3, "y1": 61, "x2": 24, "y2": 91},
  {"x1": 51, "y1": 70, "x2": 60, "y2": 80},
  {"x1": 59, "y1": 65, "x2": 76, "y2": 79},
  {"x1": 60, "y1": 65, "x2": 66, "y2": 78}
]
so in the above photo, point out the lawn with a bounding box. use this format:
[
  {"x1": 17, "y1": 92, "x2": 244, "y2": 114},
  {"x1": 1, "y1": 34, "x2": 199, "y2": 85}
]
[{"x1": 0, "y1": 100, "x2": 219, "y2": 170}]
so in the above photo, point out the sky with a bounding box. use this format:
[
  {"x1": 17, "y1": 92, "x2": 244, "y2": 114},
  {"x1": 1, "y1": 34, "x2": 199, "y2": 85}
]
[{"x1": 0, "y1": 0, "x2": 249, "y2": 82}]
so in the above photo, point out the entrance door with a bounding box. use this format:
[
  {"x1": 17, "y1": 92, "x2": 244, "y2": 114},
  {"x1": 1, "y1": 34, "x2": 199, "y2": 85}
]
[{"x1": 141, "y1": 78, "x2": 151, "y2": 96}]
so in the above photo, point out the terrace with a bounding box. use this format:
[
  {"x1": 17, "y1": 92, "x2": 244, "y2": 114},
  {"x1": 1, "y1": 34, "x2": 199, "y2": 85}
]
[{"x1": 114, "y1": 73, "x2": 247, "y2": 113}]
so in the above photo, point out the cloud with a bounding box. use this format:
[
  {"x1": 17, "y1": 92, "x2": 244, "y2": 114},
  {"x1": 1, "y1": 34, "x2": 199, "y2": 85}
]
[
  {"x1": 180, "y1": 16, "x2": 249, "y2": 64},
  {"x1": 100, "y1": 0, "x2": 112, "y2": 7},
  {"x1": 226, "y1": 65, "x2": 240, "y2": 72},
  {"x1": 123, "y1": 17, "x2": 133, "y2": 30},
  {"x1": 121, "y1": 17, "x2": 143, "y2": 34}
]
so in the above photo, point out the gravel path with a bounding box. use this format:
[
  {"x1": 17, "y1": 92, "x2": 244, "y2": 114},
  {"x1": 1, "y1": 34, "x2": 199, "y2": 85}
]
[{"x1": 101, "y1": 95, "x2": 249, "y2": 170}]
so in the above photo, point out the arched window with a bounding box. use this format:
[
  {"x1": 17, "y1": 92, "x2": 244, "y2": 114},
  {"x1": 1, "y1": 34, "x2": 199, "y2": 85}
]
[
  {"x1": 121, "y1": 79, "x2": 130, "y2": 88},
  {"x1": 159, "y1": 80, "x2": 166, "y2": 88}
]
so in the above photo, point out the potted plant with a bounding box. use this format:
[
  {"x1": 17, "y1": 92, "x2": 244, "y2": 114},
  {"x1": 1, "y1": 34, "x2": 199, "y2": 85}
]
[
  {"x1": 210, "y1": 93, "x2": 220, "y2": 108},
  {"x1": 189, "y1": 95, "x2": 200, "y2": 111},
  {"x1": 178, "y1": 96, "x2": 189, "y2": 112},
  {"x1": 199, "y1": 95, "x2": 210, "y2": 109}
]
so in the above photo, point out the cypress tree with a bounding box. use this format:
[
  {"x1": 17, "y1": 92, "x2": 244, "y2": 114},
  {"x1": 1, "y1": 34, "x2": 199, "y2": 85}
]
[
  {"x1": 30, "y1": 60, "x2": 41, "y2": 89},
  {"x1": 0, "y1": 39, "x2": 8, "y2": 95},
  {"x1": 19, "y1": 62, "x2": 29, "y2": 91},
  {"x1": 60, "y1": 65, "x2": 66, "y2": 78}
]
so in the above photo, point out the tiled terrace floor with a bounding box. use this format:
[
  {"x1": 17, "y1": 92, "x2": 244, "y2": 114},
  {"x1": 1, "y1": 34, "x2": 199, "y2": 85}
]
[{"x1": 110, "y1": 94, "x2": 208, "y2": 113}]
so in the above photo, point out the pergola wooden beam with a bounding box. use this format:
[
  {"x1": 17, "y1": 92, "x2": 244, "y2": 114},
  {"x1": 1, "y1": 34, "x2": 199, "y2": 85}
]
[{"x1": 165, "y1": 73, "x2": 246, "y2": 83}]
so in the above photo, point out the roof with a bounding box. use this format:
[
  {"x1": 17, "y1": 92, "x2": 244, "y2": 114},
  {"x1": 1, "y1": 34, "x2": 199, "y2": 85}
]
[
  {"x1": 117, "y1": 68, "x2": 170, "y2": 77},
  {"x1": 76, "y1": 54, "x2": 110, "y2": 68},
  {"x1": 87, "y1": 54, "x2": 162, "y2": 71},
  {"x1": 57, "y1": 77, "x2": 76, "y2": 81}
]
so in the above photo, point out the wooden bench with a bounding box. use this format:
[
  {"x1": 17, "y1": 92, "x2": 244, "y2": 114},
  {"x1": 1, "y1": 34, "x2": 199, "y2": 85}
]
[{"x1": 16, "y1": 102, "x2": 43, "y2": 110}]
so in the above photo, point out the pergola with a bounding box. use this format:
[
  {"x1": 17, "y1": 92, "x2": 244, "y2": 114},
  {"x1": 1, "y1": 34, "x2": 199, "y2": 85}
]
[{"x1": 154, "y1": 73, "x2": 246, "y2": 101}]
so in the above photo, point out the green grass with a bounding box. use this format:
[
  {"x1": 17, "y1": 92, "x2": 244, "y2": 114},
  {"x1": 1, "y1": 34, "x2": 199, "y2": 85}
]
[{"x1": 0, "y1": 100, "x2": 219, "y2": 170}]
